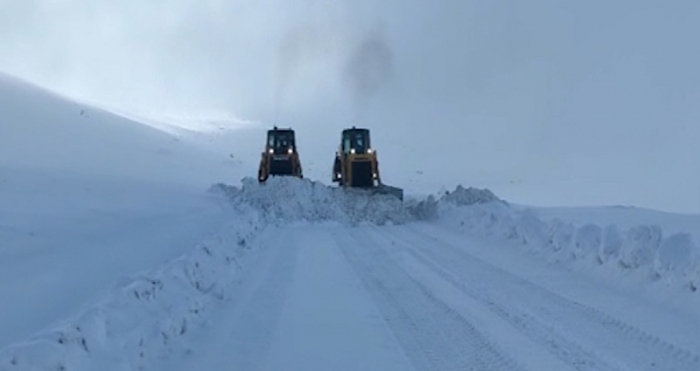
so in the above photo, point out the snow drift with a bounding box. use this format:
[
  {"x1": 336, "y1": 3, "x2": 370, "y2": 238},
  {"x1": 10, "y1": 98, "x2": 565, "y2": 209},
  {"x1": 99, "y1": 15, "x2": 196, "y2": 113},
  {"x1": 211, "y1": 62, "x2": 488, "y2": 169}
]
[
  {"x1": 423, "y1": 186, "x2": 700, "y2": 293},
  {"x1": 213, "y1": 177, "x2": 409, "y2": 225},
  {"x1": 0, "y1": 207, "x2": 264, "y2": 371}
]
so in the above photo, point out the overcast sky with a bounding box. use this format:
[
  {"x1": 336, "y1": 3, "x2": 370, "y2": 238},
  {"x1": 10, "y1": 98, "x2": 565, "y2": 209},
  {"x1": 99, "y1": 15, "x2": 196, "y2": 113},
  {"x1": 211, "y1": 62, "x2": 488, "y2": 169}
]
[{"x1": 1, "y1": 0, "x2": 699, "y2": 212}]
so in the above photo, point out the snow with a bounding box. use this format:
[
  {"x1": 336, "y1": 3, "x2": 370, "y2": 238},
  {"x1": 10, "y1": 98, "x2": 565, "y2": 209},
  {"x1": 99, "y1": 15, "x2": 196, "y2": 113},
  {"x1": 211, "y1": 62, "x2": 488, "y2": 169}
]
[
  {"x1": 1, "y1": 216, "x2": 264, "y2": 371},
  {"x1": 162, "y1": 225, "x2": 414, "y2": 371},
  {"x1": 1, "y1": 73, "x2": 700, "y2": 370},
  {"x1": 0, "y1": 73, "x2": 241, "y2": 357},
  {"x1": 213, "y1": 176, "x2": 408, "y2": 225},
  {"x1": 532, "y1": 205, "x2": 700, "y2": 243},
  {"x1": 655, "y1": 233, "x2": 695, "y2": 280},
  {"x1": 0, "y1": 73, "x2": 238, "y2": 186},
  {"x1": 600, "y1": 225, "x2": 624, "y2": 264},
  {"x1": 424, "y1": 186, "x2": 700, "y2": 295},
  {"x1": 572, "y1": 224, "x2": 602, "y2": 260},
  {"x1": 441, "y1": 185, "x2": 502, "y2": 206},
  {"x1": 619, "y1": 225, "x2": 663, "y2": 269}
]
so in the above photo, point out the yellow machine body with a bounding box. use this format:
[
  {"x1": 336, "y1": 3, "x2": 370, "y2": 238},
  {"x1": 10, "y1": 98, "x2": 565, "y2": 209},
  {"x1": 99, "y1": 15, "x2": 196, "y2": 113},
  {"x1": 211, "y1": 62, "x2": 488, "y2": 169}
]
[
  {"x1": 332, "y1": 127, "x2": 381, "y2": 188},
  {"x1": 258, "y1": 127, "x2": 302, "y2": 182}
]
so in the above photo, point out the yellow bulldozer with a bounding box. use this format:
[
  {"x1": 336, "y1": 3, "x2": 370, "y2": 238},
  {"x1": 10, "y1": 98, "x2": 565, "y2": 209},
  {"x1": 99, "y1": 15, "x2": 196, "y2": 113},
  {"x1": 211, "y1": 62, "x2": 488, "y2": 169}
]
[
  {"x1": 258, "y1": 127, "x2": 303, "y2": 182},
  {"x1": 332, "y1": 127, "x2": 403, "y2": 200}
]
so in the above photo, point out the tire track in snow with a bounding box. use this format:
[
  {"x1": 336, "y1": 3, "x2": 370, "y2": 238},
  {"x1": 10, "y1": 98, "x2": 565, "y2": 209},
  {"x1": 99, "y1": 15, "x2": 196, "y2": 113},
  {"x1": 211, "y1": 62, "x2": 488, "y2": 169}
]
[
  {"x1": 229, "y1": 233, "x2": 300, "y2": 371},
  {"x1": 390, "y1": 239, "x2": 620, "y2": 371},
  {"x1": 335, "y1": 227, "x2": 526, "y2": 371},
  {"x1": 381, "y1": 225, "x2": 700, "y2": 371},
  {"x1": 180, "y1": 228, "x2": 301, "y2": 371}
]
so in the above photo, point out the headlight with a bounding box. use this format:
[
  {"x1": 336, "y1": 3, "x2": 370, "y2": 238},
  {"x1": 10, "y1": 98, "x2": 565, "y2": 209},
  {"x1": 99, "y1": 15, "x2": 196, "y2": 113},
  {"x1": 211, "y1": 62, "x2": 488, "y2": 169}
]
[
  {"x1": 268, "y1": 148, "x2": 274, "y2": 154},
  {"x1": 368, "y1": 148, "x2": 373, "y2": 154},
  {"x1": 287, "y1": 148, "x2": 293, "y2": 154},
  {"x1": 350, "y1": 148, "x2": 356, "y2": 154}
]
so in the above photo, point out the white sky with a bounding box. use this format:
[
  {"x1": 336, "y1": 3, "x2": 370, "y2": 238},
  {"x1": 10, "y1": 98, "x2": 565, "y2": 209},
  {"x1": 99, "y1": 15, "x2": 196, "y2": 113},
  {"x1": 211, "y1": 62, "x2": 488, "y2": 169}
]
[{"x1": 1, "y1": 0, "x2": 698, "y2": 212}]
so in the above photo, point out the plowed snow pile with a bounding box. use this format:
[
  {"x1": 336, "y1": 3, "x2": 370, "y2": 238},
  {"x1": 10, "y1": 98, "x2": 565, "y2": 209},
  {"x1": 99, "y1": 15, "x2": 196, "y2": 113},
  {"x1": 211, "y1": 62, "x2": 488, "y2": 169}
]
[
  {"x1": 213, "y1": 177, "x2": 409, "y2": 225},
  {"x1": 420, "y1": 185, "x2": 700, "y2": 294}
]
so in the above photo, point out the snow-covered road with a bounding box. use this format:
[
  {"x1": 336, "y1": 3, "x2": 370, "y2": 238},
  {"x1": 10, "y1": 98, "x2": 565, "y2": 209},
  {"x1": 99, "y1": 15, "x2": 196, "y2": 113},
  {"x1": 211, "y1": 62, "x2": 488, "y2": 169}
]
[
  {"x1": 166, "y1": 225, "x2": 414, "y2": 371},
  {"x1": 163, "y1": 223, "x2": 700, "y2": 371}
]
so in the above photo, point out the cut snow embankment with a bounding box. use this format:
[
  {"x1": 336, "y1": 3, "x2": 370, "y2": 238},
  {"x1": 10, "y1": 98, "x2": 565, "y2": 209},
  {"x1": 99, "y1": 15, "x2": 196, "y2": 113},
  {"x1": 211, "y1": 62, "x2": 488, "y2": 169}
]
[
  {"x1": 0, "y1": 212, "x2": 263, "y2": 371},
  {"x1": 214, "y1": 177, "x2": 409, "y2": 225},
  {"x1": 0, "y1": 178, "x2": 405, "y2": 371},
  {"x1": 409, "y1": 185, "x2": 700, "y2": 294}
]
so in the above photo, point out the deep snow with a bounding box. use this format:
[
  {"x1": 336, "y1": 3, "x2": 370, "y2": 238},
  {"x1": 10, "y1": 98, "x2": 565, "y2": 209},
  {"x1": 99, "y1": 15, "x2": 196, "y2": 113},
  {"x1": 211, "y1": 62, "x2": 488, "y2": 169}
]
[
  {"x1": 424, "y1": 194, "x2": 700, "y2": 294},
  {"x1": 4, "y1": 176, "x2": 699, "y2": 370},
  {"x1": 1, "y1": 73, "x2": 699, "y2": 370},
  {"x1": 0, "y1": 73, "x2": 241, "y2": 351}
]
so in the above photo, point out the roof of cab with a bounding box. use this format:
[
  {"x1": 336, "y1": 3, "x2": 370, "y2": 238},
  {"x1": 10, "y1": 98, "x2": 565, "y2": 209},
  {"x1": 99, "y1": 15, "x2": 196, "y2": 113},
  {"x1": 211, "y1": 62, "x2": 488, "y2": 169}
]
[
  {"x1": 267, "y1": 127, "x2": 295, "y2": 134},
  {"x1": 342, "y1": 127, "x2": 369, "y2": 133}
]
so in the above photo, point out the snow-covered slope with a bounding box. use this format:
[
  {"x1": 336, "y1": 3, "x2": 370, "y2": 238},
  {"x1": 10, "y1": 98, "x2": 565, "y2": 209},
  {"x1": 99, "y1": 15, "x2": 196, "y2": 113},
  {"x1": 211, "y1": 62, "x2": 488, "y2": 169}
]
[
  {"x1": 0, "y1": 73, "x2": 238, "y2": 185},
  {"x1": 0, "y1": 73, "x2": 239, "y2": 350}
]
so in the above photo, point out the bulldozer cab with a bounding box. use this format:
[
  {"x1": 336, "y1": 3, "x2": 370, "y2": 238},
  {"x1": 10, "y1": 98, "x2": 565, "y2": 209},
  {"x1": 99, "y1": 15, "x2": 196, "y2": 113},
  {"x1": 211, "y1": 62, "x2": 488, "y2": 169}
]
[
  {"x1": 341, "y1": 128, "x2": 371, "y2": 155},
  {"x1": 258, "y1": 127, "x2": 302, "y2": 182},
  {"x1": 332, "y1": 126, "x2": 403, "y2": 200},
  {"x1": 267, "y1": 129, "x2": 297, "y2": 155},
  {"x1": 334, "y1": 127, "x2": 379, "y2": 188}
]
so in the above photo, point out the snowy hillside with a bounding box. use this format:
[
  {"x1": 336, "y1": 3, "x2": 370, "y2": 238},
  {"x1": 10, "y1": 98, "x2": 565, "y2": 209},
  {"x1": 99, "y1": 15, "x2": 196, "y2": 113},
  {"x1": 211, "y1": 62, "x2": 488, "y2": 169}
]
[
  {"x1": 0, "y1": 73, "x2": 240, "y2": 185},
  {"x1": 0, "y1": 73, "x2": 240, "y2": 352},
  {"x1": 1, "y1": 73, "x2": 699, "y2": 370}
]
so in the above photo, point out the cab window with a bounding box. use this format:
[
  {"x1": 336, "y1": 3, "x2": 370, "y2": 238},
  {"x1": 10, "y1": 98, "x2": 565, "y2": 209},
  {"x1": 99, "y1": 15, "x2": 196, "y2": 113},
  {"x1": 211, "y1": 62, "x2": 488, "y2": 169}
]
[
  {"x1": 342, "y1": 137, "x2": 351, "y2": 154},
  {"x1": 354, "y1": 133, "x2": 366, "y2": 153}
]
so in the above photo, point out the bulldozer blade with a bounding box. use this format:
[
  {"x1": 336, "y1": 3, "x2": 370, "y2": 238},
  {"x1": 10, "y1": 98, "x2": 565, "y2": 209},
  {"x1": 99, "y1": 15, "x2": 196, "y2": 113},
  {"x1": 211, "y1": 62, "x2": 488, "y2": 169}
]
[{"x1": 374, "y1": 184, "x2": 404, "y2": 201}]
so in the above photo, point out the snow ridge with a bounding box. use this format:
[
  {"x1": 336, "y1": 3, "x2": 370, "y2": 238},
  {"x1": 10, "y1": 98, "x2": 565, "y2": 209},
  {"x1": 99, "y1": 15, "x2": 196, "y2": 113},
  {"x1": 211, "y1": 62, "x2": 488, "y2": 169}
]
[
  {"x1": 213, "y1": 177, "x2": 409, "y2": 225},
  {"x1": 427, "y1": 187, "x2": 700, "y2": 293},
  {"x1": 0, "y1": 207, "x2": 264, "y2": 371}
]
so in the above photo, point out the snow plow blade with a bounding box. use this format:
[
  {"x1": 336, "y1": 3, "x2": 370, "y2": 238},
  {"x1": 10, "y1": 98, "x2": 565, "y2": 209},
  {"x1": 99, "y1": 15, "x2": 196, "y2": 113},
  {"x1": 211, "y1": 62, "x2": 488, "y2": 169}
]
[{"x1": 374, "y1": 184, "x2": 403, "y2": 201}]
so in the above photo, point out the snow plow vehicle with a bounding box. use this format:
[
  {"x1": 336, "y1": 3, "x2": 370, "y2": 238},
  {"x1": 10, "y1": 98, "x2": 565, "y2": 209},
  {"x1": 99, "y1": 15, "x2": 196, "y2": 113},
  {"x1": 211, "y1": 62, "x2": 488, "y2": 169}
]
[
  {"x1": 332, "y1": 127, "x2": 403, "y2": 201},
  {"x1": 258, "y1": 127, "x2": 303, "y2": 182}
]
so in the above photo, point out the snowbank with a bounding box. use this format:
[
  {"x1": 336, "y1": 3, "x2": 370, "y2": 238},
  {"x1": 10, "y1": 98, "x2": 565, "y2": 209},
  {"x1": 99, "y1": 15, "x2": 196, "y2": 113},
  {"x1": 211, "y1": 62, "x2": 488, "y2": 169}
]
[
  {"x1": 442, "y1": 185, "x2": 503, "y2": 206},
  {"x1": 0, "y1": 204, "x2": 263, "y2": 371},
  {"x1": 405, "y1": 185, "x2": 504, "y2": 221},
  {"x1": 213, "y1": 177, "x2": 409, "y2": 225},
  {"x1": 420, "y1": 185, "x2": 700, "y2": 294}
]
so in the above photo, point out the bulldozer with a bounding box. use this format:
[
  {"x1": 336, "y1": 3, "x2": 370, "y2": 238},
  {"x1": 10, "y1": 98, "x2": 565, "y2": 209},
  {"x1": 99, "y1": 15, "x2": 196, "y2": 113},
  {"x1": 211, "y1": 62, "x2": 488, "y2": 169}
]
[
  {"x1": 258, "y1": 127, "x2": 303, "y2": 182},
  {"x1": 332, "y1": 127, "x2": 403, "y2": 200}
]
